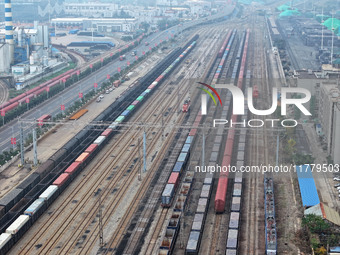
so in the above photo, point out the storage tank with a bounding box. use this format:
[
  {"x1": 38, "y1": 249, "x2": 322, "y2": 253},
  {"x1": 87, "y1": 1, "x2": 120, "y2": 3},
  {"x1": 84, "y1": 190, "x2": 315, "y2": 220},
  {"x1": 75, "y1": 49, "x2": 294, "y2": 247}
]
[{"x1": 29, "y1": 55, "x2": 34, "y2": 65}]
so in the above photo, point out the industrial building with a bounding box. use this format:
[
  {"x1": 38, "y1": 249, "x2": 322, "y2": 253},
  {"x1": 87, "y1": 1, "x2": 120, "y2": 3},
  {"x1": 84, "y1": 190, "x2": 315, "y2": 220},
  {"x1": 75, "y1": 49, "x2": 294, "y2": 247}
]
[
  {"x1": 67, "y1": 41, "x2": 115, "y2": 55},
  {"x1": 63, "y1": 2, "x2": 119, "y2": 18},
  {"x1": 51, "y1": 17, "x2": 138, "y2": 33},
  {"x1": 0, "y1": 0, "x2": 67, "y2": 88},
  {"x1": 318, "y1": 81, "x2": 340, "y2": 164},
  {"x1": 292, "y1": 69, "x2": 340, "y2": 164}
]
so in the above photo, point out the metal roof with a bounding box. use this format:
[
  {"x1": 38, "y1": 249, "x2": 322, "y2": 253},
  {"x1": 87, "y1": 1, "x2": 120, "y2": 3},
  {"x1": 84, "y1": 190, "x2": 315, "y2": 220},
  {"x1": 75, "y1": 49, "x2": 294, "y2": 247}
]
[
  {"x1": 296, "y1": 165, "x2": 320, "y2": 207},
  {"x1": 305, "y1": 203, "x2": 340, "y2": 226}
]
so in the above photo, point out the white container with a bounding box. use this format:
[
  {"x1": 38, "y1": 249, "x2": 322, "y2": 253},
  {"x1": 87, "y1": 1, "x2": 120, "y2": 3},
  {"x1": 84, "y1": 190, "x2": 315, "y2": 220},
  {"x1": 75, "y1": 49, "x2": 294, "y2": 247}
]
[
  {"x1": 39, "y1": 185, "x2": 58, "y2": 201},
  {"x1": 0, "y1": 233, "x2": 11, "y2": 250},
  {"x1": 6, "y1": 215, "x2": 30, "y2": 234},
  {"x1": 93, "y1": 135, "x2": 106, "y2": 145}
]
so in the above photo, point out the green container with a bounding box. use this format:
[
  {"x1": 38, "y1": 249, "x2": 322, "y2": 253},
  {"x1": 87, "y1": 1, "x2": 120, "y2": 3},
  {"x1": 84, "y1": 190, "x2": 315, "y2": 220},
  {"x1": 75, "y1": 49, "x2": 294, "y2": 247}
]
[
  {"x1": 127, "y1": 105, "x2": 135, "y2": 111},
  {"x1": 116, "y1": 116, "x2": 125, "y2": 123}
]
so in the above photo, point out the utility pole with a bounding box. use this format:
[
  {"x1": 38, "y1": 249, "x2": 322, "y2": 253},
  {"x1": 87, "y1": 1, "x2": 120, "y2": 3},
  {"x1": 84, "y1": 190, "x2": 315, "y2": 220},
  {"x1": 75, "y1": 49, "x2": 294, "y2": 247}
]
[
  {"x1": 202, "y1": 126, "x2": 205, "y2": 169},
  {"x1": 330, "y1": 11, "x2": 335, "y2": 66},
  {"x1": 143, "y1": 129, "x2": 146, "y2": 173},
  {"x1": 33, "y1": 128, "x2": 38, "y2": 166},
  {"x1": 138, "y1": 137, "x2": 141, "y2": 181},
  {"x1": 20, "y1": 122, "x2": 24, "y2": 166},
  {"x1": 98, "y1": 190, "x2": 104, "y2": 247},
  {"x1": 321, "y1": 7, "x2": 324, "y2": 50}
]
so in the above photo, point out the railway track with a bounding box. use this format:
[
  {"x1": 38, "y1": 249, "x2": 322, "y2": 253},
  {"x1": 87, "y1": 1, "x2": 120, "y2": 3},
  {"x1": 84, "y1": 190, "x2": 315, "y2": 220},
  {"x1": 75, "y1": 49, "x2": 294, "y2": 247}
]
[
  {"x1": 242, "y1": 11, "x2": 269, "y2": 255},
  {"x1": 103, "y1": 27, "x2": 220, "y2": 255},
  {"x1": 144, "y1": 208, "x2": 169, "y2": 255},
  {"x1": 0, "y1": 80, "x2": 9, "y2": 105},
  {"x1": 11, "y1": 52, "x2": 194, "y2": 254}
]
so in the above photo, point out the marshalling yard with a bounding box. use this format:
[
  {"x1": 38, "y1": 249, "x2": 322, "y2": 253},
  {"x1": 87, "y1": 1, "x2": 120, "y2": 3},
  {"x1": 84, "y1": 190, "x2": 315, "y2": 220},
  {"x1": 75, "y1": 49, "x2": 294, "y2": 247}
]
[{"x1": 0, "y1": 2, "x2": 339, "y2": 255}]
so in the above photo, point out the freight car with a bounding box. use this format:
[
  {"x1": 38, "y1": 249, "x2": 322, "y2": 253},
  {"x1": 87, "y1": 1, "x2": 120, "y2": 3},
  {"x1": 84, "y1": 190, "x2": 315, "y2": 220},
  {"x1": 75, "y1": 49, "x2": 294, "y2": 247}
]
[{"x1": 264, "y1": 177, "x2": 277, "y2": 255}]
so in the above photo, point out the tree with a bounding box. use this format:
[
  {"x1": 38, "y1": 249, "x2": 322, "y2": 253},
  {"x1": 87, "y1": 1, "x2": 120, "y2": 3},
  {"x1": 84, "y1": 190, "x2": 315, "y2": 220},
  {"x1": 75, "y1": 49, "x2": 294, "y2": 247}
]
[
  {"x1": 293, "y1": 153, "x2": 314, "y2": 165},
  {"x1": 315, "y1": 246, "x2": 327, "y2": 255},
  {"x1": 302, "y1": 214, "x2": 330, "y2": 234},
  {"x1": 140, "y1": 22, "x2": 150, "y2": 32}
]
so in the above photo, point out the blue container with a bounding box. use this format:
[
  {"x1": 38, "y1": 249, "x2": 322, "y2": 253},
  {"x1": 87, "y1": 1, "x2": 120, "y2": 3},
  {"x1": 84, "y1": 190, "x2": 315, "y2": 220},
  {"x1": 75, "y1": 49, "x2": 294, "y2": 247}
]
[
  {"x1": 181, "y1": 143, "x2": 190, "y2": 153},
  {"x1": 185, "y1": 136, "x2": 193, "y2": 144},
  {"x1": 121, "y1": 110, "x2": 130, "y2": 116},
  {"x1": 173, "y1": 162, "x2": 184, "y2": 173},
  {"x1": 177, "y1": 152, "x2": 188, "y2": 162}
]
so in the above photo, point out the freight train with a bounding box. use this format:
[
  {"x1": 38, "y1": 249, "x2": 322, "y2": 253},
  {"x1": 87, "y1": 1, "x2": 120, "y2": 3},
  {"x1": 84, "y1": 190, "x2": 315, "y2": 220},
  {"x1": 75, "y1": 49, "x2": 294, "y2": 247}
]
[
  {"x1": 0, "y1": 69, "x2": 79, "y2": 116},
  {"x1": 264, "y1": 177, "x2": 277, "y2": 255},
  {"x1": 185, "y1": 29, "x2": 240, "y2": 255},
  {"x1": 159, "y1": 136, "x2": 195, "y2": 253},
  {"x1": 214, "y1": 29, "x2": 250, "y2": 214},
  {"x1": 0, "y1": 36, "x2": 199, "y2": 254}
]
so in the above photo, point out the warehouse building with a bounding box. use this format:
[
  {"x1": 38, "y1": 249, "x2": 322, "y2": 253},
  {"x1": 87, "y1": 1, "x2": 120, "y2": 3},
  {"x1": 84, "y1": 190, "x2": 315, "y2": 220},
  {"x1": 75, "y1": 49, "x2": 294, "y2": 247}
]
[{"x1": 51, "y1": 18, "x2": 138, "y2": 33}]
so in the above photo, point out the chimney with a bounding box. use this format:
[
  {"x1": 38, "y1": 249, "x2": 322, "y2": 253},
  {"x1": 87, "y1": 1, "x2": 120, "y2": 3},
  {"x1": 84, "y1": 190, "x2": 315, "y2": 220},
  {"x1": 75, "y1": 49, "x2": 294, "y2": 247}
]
[{"x1": 5, "y1": 0, "x2": 14, "y2": 64}]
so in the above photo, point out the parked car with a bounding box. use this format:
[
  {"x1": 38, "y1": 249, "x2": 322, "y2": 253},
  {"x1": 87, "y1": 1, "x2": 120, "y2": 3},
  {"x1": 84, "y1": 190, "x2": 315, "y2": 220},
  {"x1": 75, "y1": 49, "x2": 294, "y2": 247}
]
[
  {"x1": 99, "y1": 94, "x2": 104, "y2": 99},
  {"x1": 96, "y1": 97, "x2": 101, "y2": 103},
  {"x1": 105, "y1": 90, "x2": 110, "y2": 94},
  {"x1": 335, "y1": 183, "x2": 340, "y2": 188},
  {"x1": 334, "y1": 177, "x2": 340, "y2": 181}
]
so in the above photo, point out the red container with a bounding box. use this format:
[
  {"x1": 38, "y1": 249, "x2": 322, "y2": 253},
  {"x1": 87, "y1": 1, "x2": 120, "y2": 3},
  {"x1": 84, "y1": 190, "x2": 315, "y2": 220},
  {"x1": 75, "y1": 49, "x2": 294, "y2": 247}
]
[
  {"x1": 53, "y1": 173, "x2": 70, "y2": 187},
  {"x1": 148, "y1": 84, "x2": 156, "y2": 90},
  {"x1": 64, "y1": 162, "x2": 81, "y2": 175},
  {"x1": 101, "y1": 129, "x2": 113, "y2": 137},
  {"x1": 215, "y1": 176, "x2": 228, "y2": 213},
  {"x1": 75, "y1": 152, "x2": 90, "y2": 163},
  {"x1": 85, "y1": 144, "x2": 98, "y2": 153},
  {"x1": 132, "y1": 100, "x2": 139, "y2": 105},
  {"x1": 189, "y1": 129, "x2": 197, "y2": 136},
  {"x1": 168, "y1": 172, "x2": 179, "y2": 188},
  {"x1": 155, "y1": 75, "x2": 163, "y2": 82}
]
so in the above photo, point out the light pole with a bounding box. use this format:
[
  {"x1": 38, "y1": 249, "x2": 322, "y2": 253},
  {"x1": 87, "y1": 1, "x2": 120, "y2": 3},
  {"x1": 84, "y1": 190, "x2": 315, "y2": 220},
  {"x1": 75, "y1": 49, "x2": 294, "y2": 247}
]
[{"x1": 330, "y1": 11, "x2": 335, "y2": 66}]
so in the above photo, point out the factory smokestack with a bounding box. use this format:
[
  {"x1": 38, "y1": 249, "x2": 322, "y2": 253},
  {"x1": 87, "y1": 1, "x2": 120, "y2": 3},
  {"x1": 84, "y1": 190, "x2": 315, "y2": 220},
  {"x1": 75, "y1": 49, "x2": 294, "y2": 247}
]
[{"x1": 5, "y1": 0, "x2": 14, "y2": 64}]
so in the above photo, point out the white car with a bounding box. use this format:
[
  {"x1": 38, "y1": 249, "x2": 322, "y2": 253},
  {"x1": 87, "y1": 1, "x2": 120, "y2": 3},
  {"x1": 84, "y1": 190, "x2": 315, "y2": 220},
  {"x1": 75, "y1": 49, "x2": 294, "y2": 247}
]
[
  {"x1": 99, "y1": 94, "x2": 104, "y2": 99},
  {"x1": 334, "y1": 177, "x2": 340, "y2": 181},
  {"x1": 105, "y1": 90, "x2": 110, "y2": 94}
]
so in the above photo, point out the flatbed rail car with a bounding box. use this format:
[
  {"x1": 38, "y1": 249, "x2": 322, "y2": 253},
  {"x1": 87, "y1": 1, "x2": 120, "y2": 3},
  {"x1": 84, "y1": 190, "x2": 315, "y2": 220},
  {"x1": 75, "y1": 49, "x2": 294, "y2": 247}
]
[
  {"x1": 0, "y1": 36, "x2": 199, "y2": 255},
  {"x1": 69, "y1": 109, "x2": 88, "y2": 120}
]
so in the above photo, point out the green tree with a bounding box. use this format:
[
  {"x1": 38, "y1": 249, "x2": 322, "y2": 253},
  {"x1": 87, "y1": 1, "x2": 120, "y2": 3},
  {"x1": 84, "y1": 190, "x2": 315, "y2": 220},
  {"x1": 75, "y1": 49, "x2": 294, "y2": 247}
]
[{"x1": 302, "y1": 214, "x2": 330, "y2": 234}]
